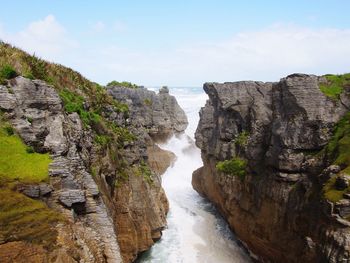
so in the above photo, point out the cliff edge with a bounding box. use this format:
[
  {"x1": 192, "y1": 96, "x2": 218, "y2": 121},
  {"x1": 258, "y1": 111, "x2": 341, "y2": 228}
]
[{"x1": 193, "y1": 73, "x2": 350, "y2": 262}]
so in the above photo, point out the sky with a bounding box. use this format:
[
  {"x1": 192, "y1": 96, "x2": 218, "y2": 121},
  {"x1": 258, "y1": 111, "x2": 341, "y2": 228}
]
[{"x1": 1, "y1": 0, "x2": 350, "y2": 86}]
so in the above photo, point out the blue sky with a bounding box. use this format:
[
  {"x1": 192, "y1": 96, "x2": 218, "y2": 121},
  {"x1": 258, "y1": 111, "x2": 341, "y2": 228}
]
[{"x1": 1, "y1": 0, "x2": 350, "y2": 86}]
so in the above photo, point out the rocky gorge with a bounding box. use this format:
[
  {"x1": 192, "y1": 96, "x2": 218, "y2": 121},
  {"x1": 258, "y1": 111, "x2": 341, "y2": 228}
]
[
  {"x1": 193, "y1": 73, "x2": 350, "y2": 262},
  {"x1": 0, "y1": 43, "x2": 187, "y2": 263}
]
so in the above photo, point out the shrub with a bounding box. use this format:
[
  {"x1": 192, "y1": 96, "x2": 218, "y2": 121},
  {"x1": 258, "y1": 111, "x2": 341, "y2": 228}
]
[
  {"x1": 94, "y1": 135, "x2": 111, "y2": 146},
  {"x1": 25, "y1": 146, "x2": 35, "y2": 153},
  {"x1": 59, "y1": 89, "x2": 101, "y2": 127},
  {"x1": 216, "y1": 157, "x2": 247, "y2": 178},
  {"x1": 4, "y1": 125, "x2": 14, "y2": 136},
  {"x1": 0, "y1": 64, "x2": 18, "y2": 80},
  {"x1": 106, "y1": 80, "x2": 138, "y2": 89},
  {"x1": 235, "y1": 131, "x2": 249, "y2": 146}
]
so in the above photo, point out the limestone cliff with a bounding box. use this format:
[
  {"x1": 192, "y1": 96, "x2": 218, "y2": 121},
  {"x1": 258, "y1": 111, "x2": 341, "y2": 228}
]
[
  {"x1": 0, "y1": 43, "x2": 187, "y2": 263},
  {"x1": 193, "y1": 74, "x2": 350, "y2": 262}
]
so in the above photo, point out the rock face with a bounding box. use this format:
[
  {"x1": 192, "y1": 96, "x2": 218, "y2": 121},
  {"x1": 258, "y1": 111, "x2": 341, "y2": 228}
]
[
  {"x1": 193, "y1": 74, "x2": 350, "y2": 262},
  {"x1": 0, "y1": 77, "x2": 187, "y2": 262},
  {"x1": 107, "y1": 85, "x2": 188, "y2": 140}
]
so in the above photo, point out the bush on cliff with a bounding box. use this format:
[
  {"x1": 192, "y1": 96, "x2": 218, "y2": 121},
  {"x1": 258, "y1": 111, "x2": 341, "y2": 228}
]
[
  {"x1": 0, "y1": 64, "x2": 17, "y2": 84},
  {"x1": 106, "y1": 80, "x2": 138, "y2": 89},
  {"x1": 216, "y1": 157, "x2": 247, "y2": 178}
]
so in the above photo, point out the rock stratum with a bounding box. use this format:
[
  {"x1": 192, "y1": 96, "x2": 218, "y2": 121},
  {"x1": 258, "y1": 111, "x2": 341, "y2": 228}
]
[
  {"x1": 193, "y1": 73, "x2": 350, "y2": 262},
  {"x1": 0, "y1": 43, "x2": 187, "y2": 263}
]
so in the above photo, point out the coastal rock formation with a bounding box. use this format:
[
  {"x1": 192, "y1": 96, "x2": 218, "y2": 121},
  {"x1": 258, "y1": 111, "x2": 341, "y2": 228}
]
[
  {"x1": 193, "y1": 74, "x2": 350, "y2": 262},
  {"x1": 107, "y1": 85, "x2": 188, "y2": 140},
  {"x1": 0, "y1": 76, "x2": 187, "y2": 262}
]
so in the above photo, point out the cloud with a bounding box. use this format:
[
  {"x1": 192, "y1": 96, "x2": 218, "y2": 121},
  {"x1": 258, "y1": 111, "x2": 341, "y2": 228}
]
[
  {"x1": 1, "y1": 17, "x2": 350, "y2": 86},
  {"x1": 0, "y1": 15, "x2": 77, "y2": 61},
  {"x1": 81, "y1": 24, "x2": 350, "y2": 86},
  {"x1": 91, "y1": 21, "x2": 105, "y2": 33}
]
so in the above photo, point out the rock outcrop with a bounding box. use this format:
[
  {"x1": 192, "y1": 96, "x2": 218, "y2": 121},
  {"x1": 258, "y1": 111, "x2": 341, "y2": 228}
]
[
  {"x1": 107, "y1": 85, "x2": 188, "y2": 141},
  {"x1": 193, "y1": 74, "x2": 350, "y2": 262},
  {"x1": 0, "y1": 76, "x2": 187, "y2": 262}
]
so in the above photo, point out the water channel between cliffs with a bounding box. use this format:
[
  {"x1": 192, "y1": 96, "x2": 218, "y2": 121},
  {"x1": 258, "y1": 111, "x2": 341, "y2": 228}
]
[{"x1": 137, "y1": 88, "x2": 252, "y2": 263}]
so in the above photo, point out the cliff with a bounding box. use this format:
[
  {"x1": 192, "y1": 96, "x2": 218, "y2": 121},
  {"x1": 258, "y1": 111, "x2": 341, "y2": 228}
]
[
  {"x1": 0, "y1": 43, "x2": 187, "y2": 262},
  {"x1": 193, "y1": 73, "x2": 350, "y2": 262}
]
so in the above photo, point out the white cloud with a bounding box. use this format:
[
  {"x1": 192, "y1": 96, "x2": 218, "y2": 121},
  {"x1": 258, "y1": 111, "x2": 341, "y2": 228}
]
[
  {"x1": 91, "y1": 21, "x2": 105, "y2": 33},
  {"x1": 1, "y1": 17, "x2": 350, "y2": 86},
  {"x1": 80, "y1": 24, "x2": 350, "y2": 86},
  {"x1": 0, "y1": 15, "x2": 77, "y2": 62}
]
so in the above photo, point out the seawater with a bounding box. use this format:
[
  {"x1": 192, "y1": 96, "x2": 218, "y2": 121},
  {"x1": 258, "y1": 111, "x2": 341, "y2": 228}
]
[{"x1": 137, "y1": 87, "x2": 252, "y2": 263}]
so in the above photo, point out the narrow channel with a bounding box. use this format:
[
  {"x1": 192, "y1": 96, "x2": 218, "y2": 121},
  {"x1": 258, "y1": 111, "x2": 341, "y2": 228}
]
[{"x1": 137, "y1": 87, "x2": 252, "y2": 263}]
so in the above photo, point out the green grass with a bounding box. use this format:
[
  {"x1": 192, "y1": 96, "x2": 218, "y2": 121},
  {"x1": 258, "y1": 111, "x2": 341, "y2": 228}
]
[
  {"x1": 0, "y1": 123, "x2": 51, "y2": 184},
  {"x1": 216, "y1": 157, "x2": 247, "y2": 178},
  {"x1": 323, "y1": 176, "x2": 350, "y2": 203},
  {"x1": 319, "y1": 73, "x2": 350, "y2": 100},
  {"x1": 106, "y1": 80, "x2": 138, "y2": 89},
  {"x1": 322, "y1": 112, "x2": 350, "y2": 202},
  {"x1": 0, "y1": 188, "x2": 61, "y2": 248}
]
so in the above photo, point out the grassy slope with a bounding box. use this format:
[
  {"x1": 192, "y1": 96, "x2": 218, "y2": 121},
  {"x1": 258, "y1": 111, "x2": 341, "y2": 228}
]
[
  {"x1": 0, "y1": 116, "x2": 59, "y2": 248},
  {"x1": 0, "y1": 123, "x2": 51, "y2": 184},
  {"x1": 319, "y1": 73, "x2": 350, "y2": 202}
]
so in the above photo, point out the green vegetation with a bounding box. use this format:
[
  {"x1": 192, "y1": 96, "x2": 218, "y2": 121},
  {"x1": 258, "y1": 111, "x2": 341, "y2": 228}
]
[
  {"x1": 323, "y1": 176, "x2": 349, "y2": 203},
  {"x1": 59, "y1": 88, "x2": 101, "y2": 127},
  {"x1": 0, "y1": 188, "x2": 61, "y2": 248},
  {"x1": 144, "y1": 98, "x2": 152, "y2": 106},
  {"x1": 106, "y1": 80, "x2": 138, "y2": 89},
  {"x1": 216, "y1": 157, "x2": 247, "y2": 178},
  {"x1": 140, "y1": 161, "x2": 153, "y2": 184},
  {"x1": 324, "y1": 112, "x2": 350, "y2": 173},
  {"x1": 0, "y1": 122, "x2": 51, "y2": 184},
  {"x1": 0, "y1": 64, "x2": 18, "y2": 84},
  {"x1": 235, "y1": 131, "x2": 249, "y2": 147},
  {"x1": 322, "y1": 112, "x2": 350, "y2": 202},
  {"x1": 319, "y1": 73, "x2": 350, "y2": 100}
]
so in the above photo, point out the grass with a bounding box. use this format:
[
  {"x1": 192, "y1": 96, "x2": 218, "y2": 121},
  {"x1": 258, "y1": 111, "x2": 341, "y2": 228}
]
[
  {"x1": 319, "y1": 73, "x2": 350, "y2": 100},
  {"x1": 0, "y1": 188, "x2": 61, "y2": 248},
  {"x1": 0, "y1": 121, "x2": 51, "y2": 184},
  {"x1": 106, "y1": 80, "x2": 139, "y2": 89},
  {"x1": 216, "y1": 157, "x2": 247, "y2": 178},
  {"x1": 322, "y1": 112, "x2": 350, "y2": 202},
  {"x1": 323, "y1": 176, "x2": 350, "y2": 203}
]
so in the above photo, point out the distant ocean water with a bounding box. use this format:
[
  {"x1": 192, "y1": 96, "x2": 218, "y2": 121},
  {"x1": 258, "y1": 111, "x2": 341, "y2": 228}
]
[{"x1": 137, "y1": 87, "x2": 252, "y2": 263}]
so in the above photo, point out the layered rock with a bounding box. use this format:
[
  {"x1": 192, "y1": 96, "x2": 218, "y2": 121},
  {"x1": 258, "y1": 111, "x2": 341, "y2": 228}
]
[
  {"x1": 107, "y1": 85, "x2": 188, "y2": 141},
  {"x1": 0, "y1": 77, "x2": 123, "y2": 262},
  {"x1": 193, "y1": 74, "x2": 350, "y2": 262},
  {"x1": 0, "y1": 77, "x2": 187, "y2": 262}
]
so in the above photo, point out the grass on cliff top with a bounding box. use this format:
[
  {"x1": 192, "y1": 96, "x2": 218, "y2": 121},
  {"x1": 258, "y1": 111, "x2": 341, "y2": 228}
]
[
  {"x1": 106, "y1": 80, "x2": 139, "y2": 89},
  {"x1": 0, "y1": 120, "x2": 51, "y2": 184},
  {"x1": 0, "y1": 188, "x2": 61, "y2": 248},
  {"x1": 0, "y1": 41, "x2": 129, "y2": 114},
  {"x1": 319, "y1": 73, "x2": 350, "y2": 100},
  {"x1": 322, "y1": 112, "x2": 350, "y2": 202}
]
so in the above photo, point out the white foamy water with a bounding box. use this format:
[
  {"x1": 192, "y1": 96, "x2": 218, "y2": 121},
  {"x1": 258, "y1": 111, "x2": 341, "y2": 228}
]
[{"x1": 137, "y1": 87, "x2": 252, "y2": 263}]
